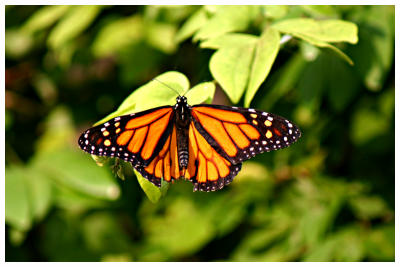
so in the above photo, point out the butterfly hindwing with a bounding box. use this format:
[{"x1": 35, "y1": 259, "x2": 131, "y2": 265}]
[
  {"x1": 134, "y1": 126, "x2": 181, "y2": 187},
  {"x1": 187, "y1": 122, "x2": 242, "y2": 191},
  {"x1": 191, "y1": 105, "x2": 301, "y2": 165},
  {"x1": 78, "y1": 106, "x2": 174, "y2": 168}
]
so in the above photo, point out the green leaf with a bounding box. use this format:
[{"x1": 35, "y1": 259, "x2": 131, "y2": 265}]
[
  {"x1": 296, "y1": 34, "x2": 355, "y2": 65},
  {"x1": 200, "y1": 33, "x2": 258, "y2": 50},
  {"x1": 35, "y1": 106, "x2": 75, "y2": 154},
  {"x1": 272, "y1": 18, "x2": 358, "y2": 65},
  {"x1": 300, "y1": 5, "x2": 338, "y2": 18},
  {"x1": 185, "y1": 81, "x2": 216, "y2": 105},
  {"x1": 145, "y1": 22, "x2": 177, "y2": 54},
  {"x1": 32, "y1": 149, "x2": 120, "y2": 200},
  {"x1": 92, "y1": 15, "x2": 143, "y2": 57},
  {"x1": 48, "y1": 5, "x2": 102, "y2": 49},
  {"x1": 210, "y1": 42, "x2": 255, "y2": 103},
  {"x1": 135, "y1": 170, "x2": 169, "y2": 204},
  {"x1": 272, "y1": 18, "x2": 358, "y2": 44},
  {"x1": 53, "y1": 184, "x2": 111, "y2": 212},
  {"x1": 5, "y1": 166, "x2": 32, "y2": 231},
  {"x1": 261, "y1": 5, "x2": 289, "y2": 19},
  {"x1": 194, "y1": 5, "x2": 260, "y2": 41},
  {"x1": 96, "y1": 71, "x2": 190, "y2": 125},
  {"x1": 245, "y1": 27, "x2": 280, "y2": 107},
  {"x1": 21, "y1": 5, "x2": 70, "y2": 34},
  {"x1": 139, "y1": 198, "x2": 214, "y2": 259},
  {"x1": 349, "y1": 195, "x2": 390, "y2": 220},
  {"x1": 24, "y1": 167, "x2": 53, "y2": 222},
  {"x1": 259, "y1": 53, "x2": 307, "y2": 110},
  {"x1": 365, "y1": 225, "x2": 395, "y2": 261},
  {"x1": 348, "y1": 6, "x2": 394, "y2": 91},
  {"x1": 351, "y1": 108, "x2": 389, "y2": 145},
  {"x1": 81, "y1": 212, "x2": 133, "y2": 253},
  {"x1": 326, "y1": 54, "x2": 361, "y2": 111},
  {"x1": 5, "y1": 29, "x2": 34, "y2": 59},
  {"x1": 175, "y1": 7, "x2": 208, "y2": 43}
]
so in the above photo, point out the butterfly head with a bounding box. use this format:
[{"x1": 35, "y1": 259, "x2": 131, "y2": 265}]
[
  {"x1": 175, "y1": 96, "x2": 189, "y2": 108},
  {"x1": 176, "y1": 96, "x2": 187, "y2": 103}
]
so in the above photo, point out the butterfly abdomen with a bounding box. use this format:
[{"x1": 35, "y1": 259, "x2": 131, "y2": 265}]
[{"x1": 175, "y1": 98, "x2": 191, "y2": 170}]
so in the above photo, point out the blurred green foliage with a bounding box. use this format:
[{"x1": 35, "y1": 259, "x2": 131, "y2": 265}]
[{"x1": 5, "y1": 5, "x2": 394, "y2": 262}]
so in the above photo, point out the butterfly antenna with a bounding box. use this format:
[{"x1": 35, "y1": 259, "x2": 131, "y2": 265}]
[{"x1": 152, "y1": 78, "x2": 181, "y2": 96}]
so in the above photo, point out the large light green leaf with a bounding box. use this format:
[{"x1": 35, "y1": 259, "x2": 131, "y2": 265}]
[
  {"x1": 194, "y1": 5, "x2": 259, "y2": 41},
  {"x1": 262, "y1": 5, "x2": 289, "y2": 19},
  {"x1": 244, "y1": 27, "x2": 280, "y2": 107},
  {"x1": 272, "y1": 18, "x2": 358, "y2": 44},
  {"x1": 200, "y1": 33, "x2": 258, "y2": 50},
  {"x1": 48, "y1": 5, "x2": 102, "y2": 49},
  {"x1": 95, "y1": 71, "x2": 190, "y2": 125},
  {"x1": 272, "y1": 18, "x2": 358, "y2": 65},
  {"x1": 185, "y1": 81, "x2": 216, "y2": 105},
  {"x1": 210, "y1": 42, "x2": 255, "y2": 103}
]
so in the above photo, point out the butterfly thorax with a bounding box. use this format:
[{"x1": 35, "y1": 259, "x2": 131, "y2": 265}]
[{"x1": 175, "y1": 96, "x2": 191, "y2": 172}]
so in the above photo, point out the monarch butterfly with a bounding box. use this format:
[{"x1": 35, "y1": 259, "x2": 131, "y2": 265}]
[{"x1": 78, "y1": 94, "x2": 301, "y2": 192}]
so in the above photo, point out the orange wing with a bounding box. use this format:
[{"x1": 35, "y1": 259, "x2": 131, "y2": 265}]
[
  {"x1": 191, "y1": 105, "x2": 301, "y2": 165},
  {"x1": 78, "y1": 106, "x2": 174, "y2": 169}
]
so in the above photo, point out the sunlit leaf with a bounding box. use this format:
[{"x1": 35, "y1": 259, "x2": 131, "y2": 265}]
[
  {"x1": 272, "y1": 18, "x2": 358, "y2": 44},
  {"x1": 194, "y1": 5, "x2": 260, "y2": 41},
  {"x1": 96, "y1": 71, "x2": 190, "y2": 125},
  {"x1": 210, "y1": 42, "x2": 255, "y2": 103},
  {"x1": 245, "y1": 27, "x2": 280, "y2": 107},
  {"x1": 185, "y1": 81, "x2": 216, "y2": 105},
  {"x1": 200, "y1": 33, "x2": 258, "y2": 50},
  {"x1": 262, "y1": 5, "x2": 289, "y2": 19}
]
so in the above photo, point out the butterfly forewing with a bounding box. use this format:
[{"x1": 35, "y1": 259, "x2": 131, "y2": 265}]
[
  {"x1": 78, "y1": 106, "x2": 174, "y2": 167},
  {"x1": 191, "y1": 105, "x2": 301, "y2": 165}
]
